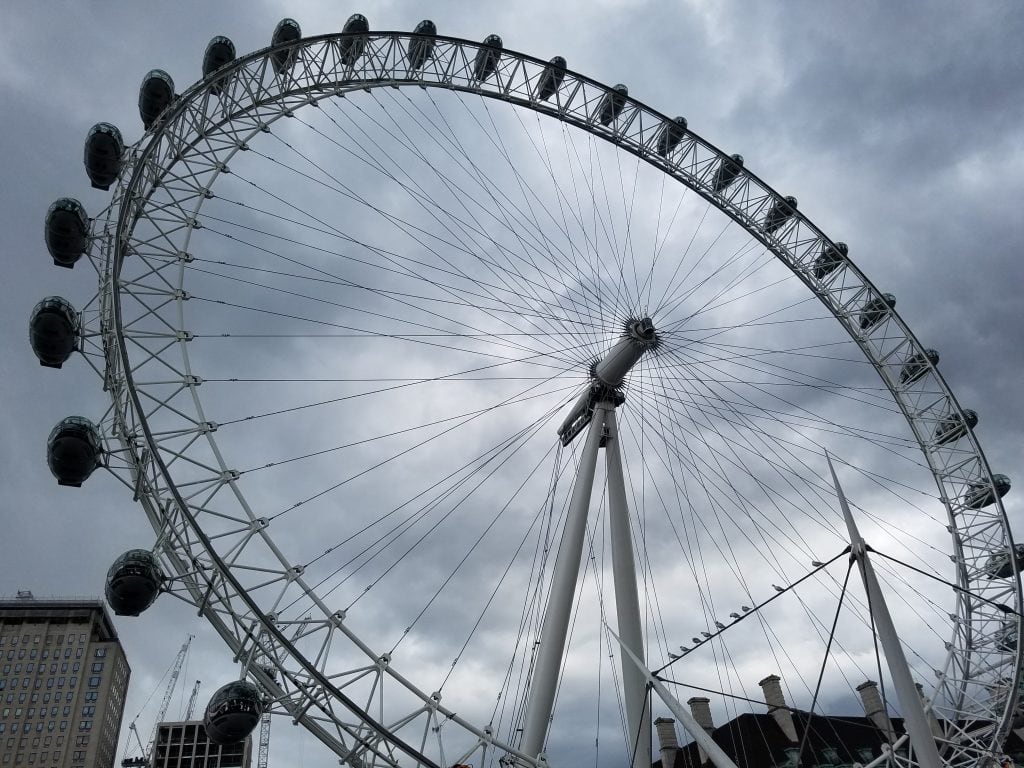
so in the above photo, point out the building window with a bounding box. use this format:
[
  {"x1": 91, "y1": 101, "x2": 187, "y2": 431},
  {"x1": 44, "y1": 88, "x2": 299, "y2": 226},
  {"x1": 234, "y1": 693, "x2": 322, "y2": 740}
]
[
  {"x1": 77, "y1": 720, "x2": 90, "y2": 731},
  {"x1": 94, "y1": 648, "x2": 106, "y2": 659},
  {"x1": 90, "y1": 662, "x2": 103, "y2": 674},
  {"x1": 87, "y1": 678, "x2": 99, "y2": 689},
  {"x1": 60, "y1": 663, "x2": 67, "y2": 674}
]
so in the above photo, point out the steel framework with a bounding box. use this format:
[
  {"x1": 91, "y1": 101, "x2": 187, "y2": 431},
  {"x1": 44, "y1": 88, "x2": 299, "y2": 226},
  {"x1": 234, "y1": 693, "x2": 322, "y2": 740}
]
[{"x1": 60, "y1": 28, "x2": 1021, "y2": 768}]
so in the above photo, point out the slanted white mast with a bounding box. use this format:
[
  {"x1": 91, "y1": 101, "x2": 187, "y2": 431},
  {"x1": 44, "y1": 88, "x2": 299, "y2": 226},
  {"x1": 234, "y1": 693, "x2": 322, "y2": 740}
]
[{"x1": 826, "y1": 454, "x2": 944, "y2": 768}]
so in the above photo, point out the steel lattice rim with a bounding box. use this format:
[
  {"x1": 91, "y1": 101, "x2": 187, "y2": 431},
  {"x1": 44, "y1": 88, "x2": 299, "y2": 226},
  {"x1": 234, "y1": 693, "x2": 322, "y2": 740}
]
[{"x1": 78, "y1": 29, "x2": 1021, "y2": 767}]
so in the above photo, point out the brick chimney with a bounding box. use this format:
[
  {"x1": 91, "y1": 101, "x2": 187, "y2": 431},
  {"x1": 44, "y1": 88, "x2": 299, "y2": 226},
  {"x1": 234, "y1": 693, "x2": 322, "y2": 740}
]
[
  {"x1": 686, "y1": 697, "x2": 715, "y2": 765},
  {"x1": 759, "y1": 674, "x2": 798, "y2": 743},
  {"x1": 655, "y1": 717, "x2": 679, "y2": 768},
  {"x1": 857, "y1": 680, "x2": 896, "y2": 742}
]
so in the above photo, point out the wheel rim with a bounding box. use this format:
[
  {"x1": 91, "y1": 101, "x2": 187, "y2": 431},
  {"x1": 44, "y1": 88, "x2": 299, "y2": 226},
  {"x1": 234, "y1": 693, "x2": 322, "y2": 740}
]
[{"x1": 79, "y1": 30, "x2": 1019, "y2": 767}]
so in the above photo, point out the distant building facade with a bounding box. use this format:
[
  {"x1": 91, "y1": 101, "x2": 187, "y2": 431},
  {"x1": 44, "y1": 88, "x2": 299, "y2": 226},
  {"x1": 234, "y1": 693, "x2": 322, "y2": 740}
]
[
  {"x1": 151, "y1": 721, "x2": 251, "y2": 768},
  {"x1": 0, "y1": 594, "x2": 130, "y2": 768}
]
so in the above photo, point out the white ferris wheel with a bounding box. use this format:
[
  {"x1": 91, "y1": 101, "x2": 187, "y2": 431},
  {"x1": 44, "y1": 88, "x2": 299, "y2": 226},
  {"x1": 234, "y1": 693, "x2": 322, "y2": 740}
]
[{"x1": 29, "y1": 14, "x2": 1021, "y2": 768}]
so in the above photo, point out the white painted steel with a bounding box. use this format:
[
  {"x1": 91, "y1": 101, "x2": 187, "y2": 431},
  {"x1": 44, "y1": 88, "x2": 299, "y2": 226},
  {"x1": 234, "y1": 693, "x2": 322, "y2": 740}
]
[
  {"x1": 605, "y1": 409, "x2": 651, "y2": 768},
  {"x1": 608, "y1": 625, "x2": 740, "y2": 768},
  {"x1": 828, "y1": 455, "x2": 944, "y2": 768},
  {"x1": 520, "y1": 406, "x2": 608, "y2": 761},
  {"x1": 62, "y1": 27, "x2": 1019, "y2": 768}
]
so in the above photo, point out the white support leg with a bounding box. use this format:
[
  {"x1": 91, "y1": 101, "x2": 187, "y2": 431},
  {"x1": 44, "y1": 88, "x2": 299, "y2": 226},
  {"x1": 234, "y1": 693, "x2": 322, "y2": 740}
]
[
  {"x1": 520, "y1": 407, "x2": 608, "y2": 761},
  {"x1": 605, "y1": 408, "x2": 651, "y2": 768},
  {"x1": 826, "y1": 454, "x2": 943, "y2": 768}
]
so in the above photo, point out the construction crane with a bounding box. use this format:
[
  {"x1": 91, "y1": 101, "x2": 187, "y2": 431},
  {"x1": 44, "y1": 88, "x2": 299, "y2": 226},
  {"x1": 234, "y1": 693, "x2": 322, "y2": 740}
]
[
  {"x1": 183, "y1": 680, "x2": 202, "y2": 721},
  {"x1": 256, "y1": 708, "x2": 271, "y2": 768},
  {"x1": 121, "y1": 635, "x2": 194, "y2": 767}
]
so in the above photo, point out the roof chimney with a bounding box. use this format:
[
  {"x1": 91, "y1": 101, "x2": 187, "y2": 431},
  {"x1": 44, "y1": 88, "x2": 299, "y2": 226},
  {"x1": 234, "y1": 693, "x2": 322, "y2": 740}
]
[
  {"x1": 655, "y1": 717, "x2": 680, "y2": 768},
  {"x1": 686, "y1": 697, "x2": 715, "y2": 734},
  {"x1": 686, "y1": 697, "x2": 715, "y2": 765},
  {"x1": 857, "y1": 680, "x2": 896, "y2": 742},
  {"x1": 759, "y1": 674, "x2": 798, "y2": 743}
]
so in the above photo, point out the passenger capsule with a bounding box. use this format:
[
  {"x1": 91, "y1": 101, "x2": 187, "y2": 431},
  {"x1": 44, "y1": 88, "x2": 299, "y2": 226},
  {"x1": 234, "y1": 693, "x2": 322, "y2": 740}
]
[
  {"x1": 44, "y1": 198, "x2": 89, "y2": 268},
  {"x1": 899, "y1": 349, "x2": 939, "y2": 385},
  {"x1": 271, "y1": 18, "x2": 302, "y2": 74},
  {"x1": 964, "y1": 474, "x2": 1011, "y2": 510},
  {"x1": 763, "y1": 195, "x2": 798, "y2": 234},
  {"x1": 597, "y1": 84, "x2": 628, "y2": 126},
  {"x1": 655, "y1": 116, "x2": 688, "y2": 156},
  {"x1": 407, "y1": 20, "x2": 436, "y2": 70},
  {"x1": 83, "y1": 123, "x2": 124, "y2": 191},
  {"x1": 712, "y1": 154, "x2": 744, "y2": 193},
  {"x1": 47, "y1": 416, "x2": 102, "y2": 487},
  {"x1": 203, "y1": 36, "x2": 236, "y2": 93},
  {"x1": 340, "y1": 13, "x2": 369, "y2": 66},
  {"x1": 138, "y1": 69, "x2": 175, "y2": 129},
  {"x1": 536, "y1": 56, "x2": 566, "y2": 101},
  {"x1": 204, "y1": 681, "x2": 263, "y2": 745},
  {"x1": 858, "y1": 293, "x2": 896, "y2": 331},
  {"x1": 29, "y1": 297, "x2": 79, "y2": 368},
  {"x1": 813, "y1": 242, "x2": 848, "y2": 280},
  {"x1": 105, "y1": 549, "x2": 163, "y2": 616},
  {"x1": 985, "y1": 544, "x2": 1024, "y2": 579},
  {"x1": 934, "y1": 409, "x2": 979, "y2": 445},
  {"x1": 474, "y1": 34, "x2": 503, "y2": 82}
]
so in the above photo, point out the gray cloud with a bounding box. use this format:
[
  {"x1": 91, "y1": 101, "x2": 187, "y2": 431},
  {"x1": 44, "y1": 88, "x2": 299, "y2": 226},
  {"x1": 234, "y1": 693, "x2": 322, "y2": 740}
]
[{"x1": 2, "y1": 3, "x2": 1020, "y2": 767}]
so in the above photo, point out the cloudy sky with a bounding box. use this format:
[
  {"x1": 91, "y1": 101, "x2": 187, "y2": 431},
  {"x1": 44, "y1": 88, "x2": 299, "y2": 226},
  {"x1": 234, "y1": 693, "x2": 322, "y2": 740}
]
[{"x1": 2, "y1": 2, "x2": 1022, "y2": 767}]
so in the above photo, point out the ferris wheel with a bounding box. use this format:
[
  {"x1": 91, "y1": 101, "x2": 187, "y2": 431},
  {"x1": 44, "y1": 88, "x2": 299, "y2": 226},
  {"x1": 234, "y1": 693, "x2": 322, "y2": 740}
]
[{"x1": 29, "y1": 15, "x2": 1021, "y2": 768}]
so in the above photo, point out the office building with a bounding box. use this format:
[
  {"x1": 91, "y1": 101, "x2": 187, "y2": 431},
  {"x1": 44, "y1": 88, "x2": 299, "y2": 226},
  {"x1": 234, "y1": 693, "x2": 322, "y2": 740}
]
[
  {"x1": 151, "y1": 721, "x2": 251, "y2": 768},
  {"x1": 0, "y1": 593, "x2": 130, "y2": 768}
]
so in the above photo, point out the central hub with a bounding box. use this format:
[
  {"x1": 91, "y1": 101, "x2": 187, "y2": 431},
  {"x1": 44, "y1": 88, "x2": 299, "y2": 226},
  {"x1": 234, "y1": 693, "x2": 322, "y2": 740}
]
[
  {"x1": 557, "y1": 317, "x2": 660, "y2": 446},
  {"x1": 592, "y1": 317, "x2": 660, "y2": 389}
]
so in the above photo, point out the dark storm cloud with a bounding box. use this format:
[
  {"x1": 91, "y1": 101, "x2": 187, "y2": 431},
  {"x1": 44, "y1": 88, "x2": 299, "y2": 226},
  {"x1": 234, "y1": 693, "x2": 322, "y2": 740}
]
[{"x1": 2, "y1": 3, "x2": 1021, "y2": 767}]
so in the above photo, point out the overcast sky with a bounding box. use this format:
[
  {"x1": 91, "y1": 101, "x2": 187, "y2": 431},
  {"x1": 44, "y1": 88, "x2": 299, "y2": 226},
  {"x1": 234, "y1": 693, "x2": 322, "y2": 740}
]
[{"x1": 2, "y1": 2, "x2": 1022, "y2": 767}]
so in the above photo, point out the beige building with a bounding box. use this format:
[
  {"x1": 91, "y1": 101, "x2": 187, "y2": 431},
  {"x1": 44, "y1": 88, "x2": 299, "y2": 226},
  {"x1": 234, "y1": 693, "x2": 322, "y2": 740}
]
[
  {"x1": 150, "y1": 721, "x2": 251, "y2": 768},
  {"x1": 0, "y1": 594, "x2": 130, "y2": 768}
]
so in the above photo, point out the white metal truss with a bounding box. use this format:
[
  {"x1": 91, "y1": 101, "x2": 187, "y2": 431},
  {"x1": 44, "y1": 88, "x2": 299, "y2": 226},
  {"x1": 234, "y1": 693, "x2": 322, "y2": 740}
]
[{"x1": 68, "y1": 29, "x2": 1021, "y2": 768}]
